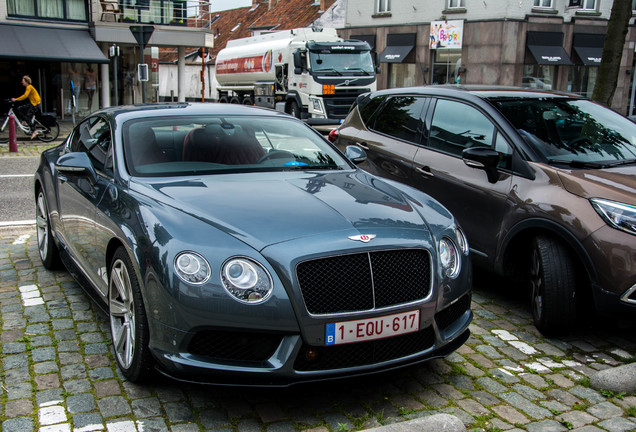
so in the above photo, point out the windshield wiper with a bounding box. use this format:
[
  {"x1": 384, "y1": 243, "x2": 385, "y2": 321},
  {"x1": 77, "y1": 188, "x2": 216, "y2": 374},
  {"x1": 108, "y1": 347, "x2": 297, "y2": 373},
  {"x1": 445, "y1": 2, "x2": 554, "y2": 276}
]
[
  {"x1": 314, "y1": 67, "x2": 343, "y2": 75},
  {"x1": 344, "y1": 67, "x2": 371, "y2": 76},
  {"x1": 551, "y1": 158, "x2": 636, "y2": 169}
]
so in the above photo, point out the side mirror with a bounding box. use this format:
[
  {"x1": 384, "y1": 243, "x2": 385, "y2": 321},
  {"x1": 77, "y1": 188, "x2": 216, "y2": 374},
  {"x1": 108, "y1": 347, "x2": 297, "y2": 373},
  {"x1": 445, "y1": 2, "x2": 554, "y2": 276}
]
[
  {"x1": 56, "y1": 152, "x2": 98, "y2": 185},
  {"x1": 293, "y1": 50, "x2": 306, "y2": 75},
  {"x1": 344, "y1": 145, "x2": 367, "y2": 164},
  {"x1": 374, "y1": 52, "x2": 381, "y2": 74},
  {"x1": 462, "y1": 147, "x2": 500, "y2": 183}
]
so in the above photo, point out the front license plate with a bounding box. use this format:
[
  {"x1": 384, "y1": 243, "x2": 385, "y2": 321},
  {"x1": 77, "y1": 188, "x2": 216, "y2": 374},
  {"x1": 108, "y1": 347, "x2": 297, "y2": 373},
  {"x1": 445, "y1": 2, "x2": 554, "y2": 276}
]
[{"x1": 325, "y1": 310, "x2": 420, "y2": 345}]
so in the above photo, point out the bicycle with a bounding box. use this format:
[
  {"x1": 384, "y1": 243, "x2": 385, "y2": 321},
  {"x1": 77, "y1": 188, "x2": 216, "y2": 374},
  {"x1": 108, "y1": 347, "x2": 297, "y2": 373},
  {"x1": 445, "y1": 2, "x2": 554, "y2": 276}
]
[{"x1": 0, "y1": 100, "x2": 60, "y2": 143}]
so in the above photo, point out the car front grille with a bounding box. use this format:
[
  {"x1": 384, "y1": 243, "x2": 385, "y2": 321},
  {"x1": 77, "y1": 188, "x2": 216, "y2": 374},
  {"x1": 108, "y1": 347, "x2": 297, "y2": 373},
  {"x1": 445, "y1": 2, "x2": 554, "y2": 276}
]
[
  {"x1": 296, "y1": 249, "x2": 431, "y2": 315},
  {"x1": 294, "y1": 325, "x2": 435, "y2": 371},
  {"x1": 188, "y1": 331, "x2": 282, "y2": 362}
]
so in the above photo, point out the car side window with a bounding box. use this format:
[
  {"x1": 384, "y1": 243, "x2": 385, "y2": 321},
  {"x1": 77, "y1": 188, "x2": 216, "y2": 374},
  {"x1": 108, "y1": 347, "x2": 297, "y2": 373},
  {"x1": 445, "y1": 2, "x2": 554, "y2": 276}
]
[
  {"x1": 429, "y1": 99, "x2": 512, "y2": 169},
  {"x1": 371, "y1": 96, "x2": 426, "y2": 143},
  {"x1": 69, "y1": 117, "x2": 113, "y2": 176}
]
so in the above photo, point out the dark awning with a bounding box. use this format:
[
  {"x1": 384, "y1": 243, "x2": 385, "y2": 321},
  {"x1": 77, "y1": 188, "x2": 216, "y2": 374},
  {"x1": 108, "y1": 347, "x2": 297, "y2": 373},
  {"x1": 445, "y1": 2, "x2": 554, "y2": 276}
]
[
  {"x1": 526, "y1": 31, "x2": 573, "y2": 66},
  {"x1": 350, "y1": 34, "x2": 376, "y2": 51},
  {"x1": 573, "y1": 33, "x2": 604, "y2": 66},
  {"x1": 0, "y1": 24, "x2": 109, "y2": 64},
  {"x1": 380, "y1": 33, "x2": 415, "y2": 63}
]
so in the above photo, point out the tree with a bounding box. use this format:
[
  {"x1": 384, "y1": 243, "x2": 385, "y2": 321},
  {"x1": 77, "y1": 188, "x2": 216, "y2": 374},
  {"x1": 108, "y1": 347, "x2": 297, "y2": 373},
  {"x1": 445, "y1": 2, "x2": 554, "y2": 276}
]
[{"x1": 591, "y1": 0, "x2": 633, "y2": 107}]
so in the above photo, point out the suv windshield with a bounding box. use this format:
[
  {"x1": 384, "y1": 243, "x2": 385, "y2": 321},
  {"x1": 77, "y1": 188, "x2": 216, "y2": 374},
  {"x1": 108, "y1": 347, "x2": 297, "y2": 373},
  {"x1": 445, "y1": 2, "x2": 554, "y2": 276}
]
[
  {"x1": 123, "y1": 116, "x2": 349, "y2": 177},
  {"x1": 490, "y1": 97, "x2": 636, "y2": 166}
]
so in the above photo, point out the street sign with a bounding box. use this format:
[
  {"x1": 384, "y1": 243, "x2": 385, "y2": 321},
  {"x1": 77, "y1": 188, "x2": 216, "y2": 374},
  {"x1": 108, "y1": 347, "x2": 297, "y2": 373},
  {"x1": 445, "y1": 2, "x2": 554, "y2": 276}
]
[{"x1": 129, "y1": 26, "x2": 155, "y2": 50}]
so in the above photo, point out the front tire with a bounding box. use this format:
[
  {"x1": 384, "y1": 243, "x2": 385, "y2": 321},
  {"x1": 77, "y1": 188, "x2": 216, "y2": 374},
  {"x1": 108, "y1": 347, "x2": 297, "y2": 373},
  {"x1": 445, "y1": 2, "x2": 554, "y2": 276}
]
[
  {"x1": 529, "y1": 235, "x2": 577, "y2": 336},
  {"x1": 36, "y1": 190, "x2": 61, "y2": 270},
  {"x1": 287, "y1": 101, "x2": 301, "y2": 119},
  {"x1": 109, "y1": 247, "x2": 154, "y2": 382},
  {"x1": 37, "y1": 121, "x2": 60, "y2": 142}
]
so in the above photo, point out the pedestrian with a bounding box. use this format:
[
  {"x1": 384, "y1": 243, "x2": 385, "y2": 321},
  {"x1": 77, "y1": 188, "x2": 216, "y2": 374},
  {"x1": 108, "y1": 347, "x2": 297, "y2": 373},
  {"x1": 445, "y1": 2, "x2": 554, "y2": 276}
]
[{"x1": 12, "y1": 75, "x2": 42, "y2": 139}]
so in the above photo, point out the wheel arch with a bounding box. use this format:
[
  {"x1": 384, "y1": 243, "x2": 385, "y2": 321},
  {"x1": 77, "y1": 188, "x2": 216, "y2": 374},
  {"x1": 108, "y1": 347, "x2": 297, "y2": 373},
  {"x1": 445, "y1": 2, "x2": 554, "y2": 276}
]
[{"x1": 497, "y1": 218, "x2": 597, "y2": 289}]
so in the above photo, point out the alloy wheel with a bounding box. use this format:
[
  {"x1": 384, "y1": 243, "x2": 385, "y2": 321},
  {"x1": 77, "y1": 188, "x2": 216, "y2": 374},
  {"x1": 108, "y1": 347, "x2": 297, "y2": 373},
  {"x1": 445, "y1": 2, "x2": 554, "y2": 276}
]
[{"x1": 109, "y1": 259, "x2": 136, "y2": 369}]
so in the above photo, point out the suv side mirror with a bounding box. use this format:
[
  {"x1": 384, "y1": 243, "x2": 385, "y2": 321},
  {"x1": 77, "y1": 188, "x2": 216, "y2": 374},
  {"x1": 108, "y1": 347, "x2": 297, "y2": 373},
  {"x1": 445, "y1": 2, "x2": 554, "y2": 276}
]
[{"x1": 462, "y1": 147, "x2": 500, "y2": 183}]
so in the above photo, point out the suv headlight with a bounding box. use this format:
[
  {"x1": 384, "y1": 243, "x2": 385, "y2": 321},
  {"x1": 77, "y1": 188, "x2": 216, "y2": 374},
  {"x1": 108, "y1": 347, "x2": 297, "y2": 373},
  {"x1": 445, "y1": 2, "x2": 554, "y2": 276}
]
[
  {"x1": 591, "y1": 198, "x2": 636, "y2": 236},
  {"x1": 222, "y1": 257, "x2": 273, "y2": 304},
  {"x1": 439, "y1": 238, "x2": 461, "y2": 278}
]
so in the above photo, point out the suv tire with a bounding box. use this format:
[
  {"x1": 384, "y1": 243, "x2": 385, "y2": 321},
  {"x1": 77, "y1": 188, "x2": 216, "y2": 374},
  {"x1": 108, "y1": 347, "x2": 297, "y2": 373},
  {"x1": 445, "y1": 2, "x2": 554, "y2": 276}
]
[{"x1": 529, "y1": 235, "x2": 577, "y2": 336}]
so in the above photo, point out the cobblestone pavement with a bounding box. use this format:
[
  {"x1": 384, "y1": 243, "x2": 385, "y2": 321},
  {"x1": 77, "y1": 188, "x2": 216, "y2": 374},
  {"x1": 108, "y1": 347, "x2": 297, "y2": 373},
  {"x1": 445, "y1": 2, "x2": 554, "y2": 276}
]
[{"x1": 2, "y1": 228, "x2": 636, "y2": 432}]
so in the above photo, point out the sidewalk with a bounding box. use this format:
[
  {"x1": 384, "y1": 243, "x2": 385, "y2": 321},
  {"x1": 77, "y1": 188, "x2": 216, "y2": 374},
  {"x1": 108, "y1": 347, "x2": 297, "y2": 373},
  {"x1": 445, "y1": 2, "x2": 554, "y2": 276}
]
[{"x1": 0, "y1": 119, "x2": 74, "y2": 158}]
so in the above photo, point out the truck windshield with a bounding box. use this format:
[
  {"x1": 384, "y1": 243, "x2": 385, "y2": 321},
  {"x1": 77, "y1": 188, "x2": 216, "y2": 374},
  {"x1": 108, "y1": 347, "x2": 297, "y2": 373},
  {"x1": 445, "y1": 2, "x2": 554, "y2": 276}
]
[{"x1": 309, "y1": 51, "x2": 375, "y2": 75}]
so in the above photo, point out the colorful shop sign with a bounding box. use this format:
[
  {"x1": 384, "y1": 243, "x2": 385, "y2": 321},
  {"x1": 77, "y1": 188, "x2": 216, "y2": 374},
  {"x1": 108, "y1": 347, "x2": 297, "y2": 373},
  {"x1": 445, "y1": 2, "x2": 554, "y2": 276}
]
[{"x1": 430, "y1": 20, "x2": 464, "y2": 49}]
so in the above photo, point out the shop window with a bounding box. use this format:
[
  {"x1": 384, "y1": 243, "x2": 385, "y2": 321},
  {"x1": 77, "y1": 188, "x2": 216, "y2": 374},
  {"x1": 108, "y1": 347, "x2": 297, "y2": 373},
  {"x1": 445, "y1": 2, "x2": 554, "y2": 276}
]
[
  {"x1": 7, "y1": 0, "x2": 87, "y2": 21},
  {"x1": 522, "y1": 65, "x2": 555, "y2": 91},
  {"x1": 568, "y1": 66, "x2": 598, "y2": 98},
  {"x1": 431, "y1": 50, "x2": 462, "y2": 85},
  {"x1": 389, "y1": 64, "x2": 416, "y2": 88}
]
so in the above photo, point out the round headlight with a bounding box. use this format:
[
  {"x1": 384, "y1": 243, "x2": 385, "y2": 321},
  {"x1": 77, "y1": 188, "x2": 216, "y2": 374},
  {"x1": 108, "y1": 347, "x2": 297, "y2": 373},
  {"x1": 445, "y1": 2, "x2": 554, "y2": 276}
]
[
  {"x1": 456, "y1": 227, "x2": 469, "y2": 255},
  {"x1": 222, "y1": 258, "x2": 273, "y2": 304},
  {"x1": 174, "y1": 252, "x2": 211, "y2": 284},
  {"x1": 439, "y1": 238, "x2": 460, "y2": 278}
]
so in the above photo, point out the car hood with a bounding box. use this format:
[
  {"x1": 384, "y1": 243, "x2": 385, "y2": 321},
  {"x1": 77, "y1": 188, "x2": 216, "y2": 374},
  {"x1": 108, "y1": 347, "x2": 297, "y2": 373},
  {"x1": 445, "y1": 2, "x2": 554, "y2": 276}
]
[
  {"x1": 557, "y1": 166, "x2": 636, "y2": 205},
  {"x1": 133, "y1": 170, "x2": 431, "y2": 251}
]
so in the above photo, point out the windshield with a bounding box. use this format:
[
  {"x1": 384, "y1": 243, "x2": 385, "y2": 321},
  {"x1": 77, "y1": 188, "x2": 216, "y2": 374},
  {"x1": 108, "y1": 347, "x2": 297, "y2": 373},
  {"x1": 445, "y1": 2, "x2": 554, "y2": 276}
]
[
  {"x1": 123, "y1": 116, "x2": 350, "y2": 177},
  {"x1": 491, "y1": 97, "x2": 636, "y2": 165},
  {"x1": 309, "y1": 50, "x2": 375, "y2": 75}
]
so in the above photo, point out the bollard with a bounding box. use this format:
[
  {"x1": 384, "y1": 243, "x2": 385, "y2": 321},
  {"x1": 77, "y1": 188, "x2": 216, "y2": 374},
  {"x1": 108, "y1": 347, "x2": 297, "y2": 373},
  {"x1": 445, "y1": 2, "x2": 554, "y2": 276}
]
[{"x1": 8, "y1": 114, "x2": 17, "y2": 153}]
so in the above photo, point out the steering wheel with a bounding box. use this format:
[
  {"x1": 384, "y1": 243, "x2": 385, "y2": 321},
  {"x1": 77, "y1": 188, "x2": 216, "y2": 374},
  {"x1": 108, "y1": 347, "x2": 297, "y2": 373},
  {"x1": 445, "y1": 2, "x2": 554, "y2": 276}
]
[{"x1": 257, "y1": 150, "x2": 295, "y2": 164}]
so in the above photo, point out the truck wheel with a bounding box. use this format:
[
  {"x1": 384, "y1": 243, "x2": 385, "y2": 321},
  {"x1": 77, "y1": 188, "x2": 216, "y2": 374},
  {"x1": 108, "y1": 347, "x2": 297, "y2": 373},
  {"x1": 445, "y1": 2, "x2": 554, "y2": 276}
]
[
  {"x1": 230, "y1": 97, "x2": 241, "y2": 104},
  {"x1": 242, "y1": 96, "x2": 254, "y2": 105},
  {"x1": 529, "y1": 235, "x2": 577, "y2": 336},
  {"x1": 287, "y1": 101, "x2": 300, "y2": 118},
  {"x1": 218, "y1": 96, "x2": 228, "y2": 103}
]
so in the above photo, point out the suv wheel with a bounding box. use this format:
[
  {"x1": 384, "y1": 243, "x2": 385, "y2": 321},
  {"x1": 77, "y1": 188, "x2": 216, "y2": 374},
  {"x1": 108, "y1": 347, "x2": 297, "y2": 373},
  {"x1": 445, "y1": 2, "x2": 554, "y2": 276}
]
[{"x1": 529, "y1": 235, "x2": 577, "y2": 336}]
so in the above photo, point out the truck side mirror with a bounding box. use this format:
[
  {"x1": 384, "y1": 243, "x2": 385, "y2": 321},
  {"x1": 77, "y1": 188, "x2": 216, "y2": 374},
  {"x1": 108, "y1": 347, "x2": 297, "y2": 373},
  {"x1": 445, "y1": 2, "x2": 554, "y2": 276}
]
[
  {"x1": 375, "y1": 52, "x2": 381, "y2": 74},
  {"x1": 293, "y1": 50, "x2": 305, "y2": 74}
]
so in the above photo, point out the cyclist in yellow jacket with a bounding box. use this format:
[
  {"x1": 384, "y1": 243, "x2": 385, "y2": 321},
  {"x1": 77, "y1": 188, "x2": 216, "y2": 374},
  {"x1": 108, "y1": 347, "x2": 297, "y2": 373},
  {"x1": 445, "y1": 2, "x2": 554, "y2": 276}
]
[{"x1": 12, "y1": 75, "x2": 42, "y2": 139}]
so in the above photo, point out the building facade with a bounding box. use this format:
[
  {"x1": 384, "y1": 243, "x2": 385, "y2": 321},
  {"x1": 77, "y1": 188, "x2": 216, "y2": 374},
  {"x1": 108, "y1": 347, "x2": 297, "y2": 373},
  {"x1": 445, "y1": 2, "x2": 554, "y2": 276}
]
[
  {"x1": 340, "y1": 0, "x2": 636, "y2": 115},
  {"x1": 0, "y1": 0, "x2": 215, "y2": 118}
]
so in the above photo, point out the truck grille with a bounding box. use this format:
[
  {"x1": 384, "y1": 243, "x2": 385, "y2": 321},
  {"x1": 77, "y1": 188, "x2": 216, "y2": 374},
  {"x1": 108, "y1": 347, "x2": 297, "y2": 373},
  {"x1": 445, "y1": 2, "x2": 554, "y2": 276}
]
[
  {"x1": 296, "y1": 249, "x2": 431, "y2": 315},
  {"x1": 324, "y1": 88, "x2": 370, "y2": 119}
]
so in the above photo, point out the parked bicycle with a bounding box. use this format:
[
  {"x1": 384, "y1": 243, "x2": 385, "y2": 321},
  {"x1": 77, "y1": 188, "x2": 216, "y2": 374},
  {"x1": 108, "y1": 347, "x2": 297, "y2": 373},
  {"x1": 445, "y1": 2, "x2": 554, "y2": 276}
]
[{"x1": 0, "y1": 100, "x2": 60, "y2": 143}]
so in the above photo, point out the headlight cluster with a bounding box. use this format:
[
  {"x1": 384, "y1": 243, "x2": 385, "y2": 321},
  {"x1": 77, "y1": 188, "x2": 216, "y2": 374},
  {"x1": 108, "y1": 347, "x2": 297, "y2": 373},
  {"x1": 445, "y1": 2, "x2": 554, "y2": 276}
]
[
  {"x1": 174, "y1": 253, "x2": 273, "y2": 304},
  {"x1": 439, "y1": 237, "x2": 461, "y2": 278},
  {"x1": 455, "y1": 227, "x2": 469, "y2": 255},
  {"x1": 174, "y1": 252, "x2": 210, "y2": 284},
  {"x1": 222, "y1": 258, "x2": 273, "y2": 304},
  {"x1": 591, "y1": 198, "x2": 636, "y2": 236},
  {"x1": 310, "y1": 97, "x2": 324, "y2": 114}
]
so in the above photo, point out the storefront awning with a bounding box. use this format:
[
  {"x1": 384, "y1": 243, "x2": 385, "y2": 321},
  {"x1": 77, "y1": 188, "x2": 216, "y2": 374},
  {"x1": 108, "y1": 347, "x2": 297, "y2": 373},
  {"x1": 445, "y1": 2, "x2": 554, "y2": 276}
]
[
  {"x1": 526, "y1": 31, "x2": 573, "y2": 66},
  {"x1": 350, "y1": 34, "x2": 376, "y2": 51},
  {"x1": 0, "y1": 24, "x2": 109, "y2": 64},
  {"x1": 573, "y1": 33, "x2": 604, "y2": 66},
  {"x1": 380, "y1": 33, "x2": 415, "y2": 63}
]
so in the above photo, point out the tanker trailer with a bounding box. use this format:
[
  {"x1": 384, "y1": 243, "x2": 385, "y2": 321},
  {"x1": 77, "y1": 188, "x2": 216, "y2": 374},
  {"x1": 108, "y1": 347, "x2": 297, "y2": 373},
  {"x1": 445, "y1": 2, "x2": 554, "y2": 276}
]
[{"x1": 215, "y1": 28, "x2": 377, "y2": 125}]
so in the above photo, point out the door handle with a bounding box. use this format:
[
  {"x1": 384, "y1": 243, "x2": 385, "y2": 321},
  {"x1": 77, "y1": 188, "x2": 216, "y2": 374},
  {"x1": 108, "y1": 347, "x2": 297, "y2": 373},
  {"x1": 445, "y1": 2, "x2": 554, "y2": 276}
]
[
  {"x1": 356, "y1": 142, "x2": 370, "y2": 151},
  {"x1": 416, "y1": 166, "x2": 434, "y2": 177},
  {"x1": 58, "y1": 174, "x2": 68, "y2": 183}
]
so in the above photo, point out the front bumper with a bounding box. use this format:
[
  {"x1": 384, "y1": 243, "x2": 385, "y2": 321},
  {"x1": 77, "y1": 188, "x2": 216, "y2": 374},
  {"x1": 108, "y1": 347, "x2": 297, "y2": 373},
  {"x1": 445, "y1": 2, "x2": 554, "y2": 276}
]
[{"x1": 147, "y1": 293, "x2": 472, "y2": 387}]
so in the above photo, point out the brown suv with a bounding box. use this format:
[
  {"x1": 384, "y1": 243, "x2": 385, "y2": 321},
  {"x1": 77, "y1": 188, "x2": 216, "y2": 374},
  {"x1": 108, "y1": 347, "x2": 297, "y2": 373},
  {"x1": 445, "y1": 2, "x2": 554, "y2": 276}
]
[{"x1": 332, "y1": 86, "x2": 636, "y2": 335}]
